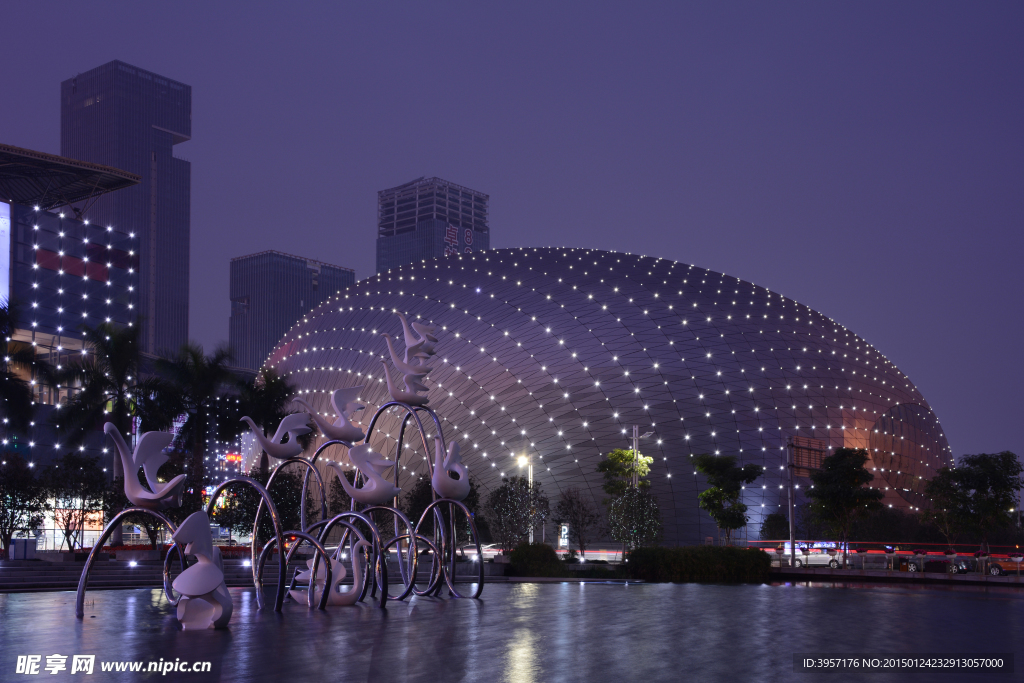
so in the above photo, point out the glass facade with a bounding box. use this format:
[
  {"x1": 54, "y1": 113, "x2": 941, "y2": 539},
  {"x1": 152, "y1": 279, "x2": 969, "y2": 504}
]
[
  {"x1": 229, "y1": 250, "x2": 355, "y2": 371},
  {"x1": 376, "y1": 177, "x2": 489, "y2": 273},
  {"x1": 267, "y1": 248, "x2": 952, "y2": 547},
  {"x1": 61, "y1": 60, "x2": 191, "y2": 357},
  {"x1": 7, "y1": 202, "x2": 137, "y2": 405}
]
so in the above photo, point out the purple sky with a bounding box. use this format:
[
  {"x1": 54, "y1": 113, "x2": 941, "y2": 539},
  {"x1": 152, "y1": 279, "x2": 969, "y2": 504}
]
[{"x1": 2, "y1": 3, "x2": 1021, "y2": 461}]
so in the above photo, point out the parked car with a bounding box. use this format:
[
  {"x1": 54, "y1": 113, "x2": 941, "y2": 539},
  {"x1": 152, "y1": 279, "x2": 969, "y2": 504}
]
[
  {"x1": 777, "y1": 541, "x2": 849, "y2": 568},
  {"x1": 986, "y1": 558, "x2": 1024, "y2": 576},
  {"x1": 785, "y1": 549, "x2": 847, "y2": 568}
]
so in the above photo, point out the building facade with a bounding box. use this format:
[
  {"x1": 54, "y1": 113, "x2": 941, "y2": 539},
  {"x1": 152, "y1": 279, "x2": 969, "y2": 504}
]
[
  {"x1": 1, "y1": 200, "x2": 138, "y2": 476},
  {"x1": 61, "y1": 60, "x2": 191, "y2": 357},
  {"x1": 229, "y1": 250, "x2": 355, "y2": 371},
  {"x1": 267, "y1": 248, "x2": 951, "y2": 547},
  {"x1": 376, "y1": 177, "x2": 489, "y2": 273}
]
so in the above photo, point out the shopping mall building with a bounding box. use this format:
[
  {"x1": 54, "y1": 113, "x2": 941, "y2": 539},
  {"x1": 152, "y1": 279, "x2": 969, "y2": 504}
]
[{"x1": 266, "y1": 247, "x2": 951, "y2": 546}]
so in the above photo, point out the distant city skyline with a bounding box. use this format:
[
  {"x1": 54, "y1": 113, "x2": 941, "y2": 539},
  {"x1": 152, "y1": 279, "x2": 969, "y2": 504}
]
[
  {"x1": 61, "y1": 59, "x2": 191, "y2": 357},
  {"x1": 229, "y1": 250, "x2": 354, "y2": 371},
  {"x1": 376, "y1": 177, "x2": 489, "y2": 273}
]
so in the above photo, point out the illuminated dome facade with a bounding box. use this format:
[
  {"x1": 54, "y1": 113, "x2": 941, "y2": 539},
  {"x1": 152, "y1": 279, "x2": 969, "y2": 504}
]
[{"x1": 266, "y1": 248, "x2": 951, "y2": 546}]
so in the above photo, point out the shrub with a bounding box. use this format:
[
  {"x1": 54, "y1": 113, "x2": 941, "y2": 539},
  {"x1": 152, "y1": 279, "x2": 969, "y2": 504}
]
[
  {"x1": 625, "y1": 546, "x2": 771, "y2": 583},
  {"x1": 509, "y1": 542, "x2": 566, "y2": 577}
]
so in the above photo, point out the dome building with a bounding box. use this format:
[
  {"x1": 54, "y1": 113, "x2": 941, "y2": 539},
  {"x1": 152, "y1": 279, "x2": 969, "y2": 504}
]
[{"x1": 266, "y1": 248, "x2": 951, "y2": 546}]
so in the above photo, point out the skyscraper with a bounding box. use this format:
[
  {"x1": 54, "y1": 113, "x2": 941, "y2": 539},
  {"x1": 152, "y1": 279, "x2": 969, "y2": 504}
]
[
  {"x1": 376, "y1": 177, "x2": 489, "y2": 273},
  {"x1": 229, "y1": 250, "x2": 355, "y2": 371},
  {"x1": 61, "y1": 60, "x2": 191, "y2": 356}
]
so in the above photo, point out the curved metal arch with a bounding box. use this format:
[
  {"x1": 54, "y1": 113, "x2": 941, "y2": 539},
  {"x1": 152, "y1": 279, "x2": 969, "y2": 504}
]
[
  {"x1": 162, "y1": 543, "x2": 185, "y2": 605},
  {"x1": 76, "y1": 507, "x2": 181, "y2": 619},
  {"x1": 384, "y1": 533, "x2": 443, "y2": 596},
  {"x1": 318, "y1": 511, "x2": 389, "y2": 609},
  {"x1": 299, "y1": 440, "x2": 352, "y2": 530},
  {"x1": 256, "y1": 530, "x2": 332, "y2": 610},
  {"x1": 252, "y1": 456, "x2": 328, "y2": 533},
  {"x1": 365, "y1": 403, "x2": 446, "y2": 593},
  {"x1": 360, "y1": 505, "x2": 419, "y2": 601},
  {"x1": 206, "y1": 476, "x2": 287, "y2": 612},
  {"x1": 373, "y1": 403, "x2": 485, "y2": 599},
  {"x1": 363, "y1": 401, "x2": 443, "y2": 467},
  {"x1": 415, "y1": 499, "x2": 485, "y2": 599}
]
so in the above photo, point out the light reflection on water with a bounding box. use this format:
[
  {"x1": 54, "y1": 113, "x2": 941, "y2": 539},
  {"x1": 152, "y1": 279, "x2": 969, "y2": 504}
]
[{"x1": 1, "y1": 582, "x2": 1021, "y2": 682}]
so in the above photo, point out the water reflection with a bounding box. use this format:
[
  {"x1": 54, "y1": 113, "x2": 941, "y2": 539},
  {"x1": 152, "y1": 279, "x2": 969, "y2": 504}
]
[
  {"x1": 1, "y1": 582, "x2": 1021, "y2": 682},
  {"x1": 504, "y1": 628, "x2": 538, "y2": 683}
]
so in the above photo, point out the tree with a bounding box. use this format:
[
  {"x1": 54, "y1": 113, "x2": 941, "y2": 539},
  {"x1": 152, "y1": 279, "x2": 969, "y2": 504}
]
[
  {"x1": 608, "y1": 487, "x2": 661, "y2": 550},
  {"x1": 597, "y1": 448, "x2": 653, "y2": 498},
  {"x1": 155, "y1": 343, "x2": 243, "y2": 516},
  {"x1": 806, "y1": 448, "x2": 883, "y2": 567},
  {"x1": 53, "y1": 322, "x2": 169, "y2": 545},
  {"x1": 401, "y1": 475, "x2": 487, "y2": 547},
  {"x1": 923, "y1": 466, "x2": 971, "y2": 550},
  {"x1": 400, "y1": 477, "x2": 433, "y2": 528},
  {"x1": 692, "y1": 454, "x2": 763, "y2": 545},
  {"x1": 329, "y1": 468, "x2": 356, "y2": 516},
  {"x1": 41, "y1": 452, "x2": 107, "y2": 551},
  {"x1": 211, "y1": 466, "x2": 304, "y2": 541},
  {"x1": 554, "y1": 487, "x2": 602, "y2": 558},
  {"x1": 484, "y1": 475, "x2": 549, "y2": 554},
  {"x1": 759, "y1": 511, "x2": 789, "y2": 541},
  {"x1": 0, "y1": 301, "x2": 45, "y2": 435},
  {"x1": 0, "y1": 453, "x2": 45, "y2": 559},
  {"x1": 929, "y1": 452, "x2": 1022, "y2": 553},
  {"x1": 102, "y1": 475, "x2": 166, "y2": 549}
]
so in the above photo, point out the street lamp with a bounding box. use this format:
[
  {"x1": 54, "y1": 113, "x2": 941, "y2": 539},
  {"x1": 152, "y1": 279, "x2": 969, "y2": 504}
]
[
  {"x1": 519, "y1": 455, "x2": 536, "y2": 543},
  {"x1": 629, "y1": 426, "x2": 653, "y2": 488}
]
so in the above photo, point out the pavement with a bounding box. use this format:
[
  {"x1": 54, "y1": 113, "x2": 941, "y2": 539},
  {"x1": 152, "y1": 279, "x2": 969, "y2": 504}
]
[{"x1": 771, "y1": 565, "x2": 1024, "y2": 586}]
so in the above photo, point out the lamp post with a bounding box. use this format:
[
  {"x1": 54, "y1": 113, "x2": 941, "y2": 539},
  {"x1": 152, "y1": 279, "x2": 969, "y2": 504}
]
[
  {"x1": 630, "y1": 426, "x2": 654, "y2": 488},
  {"x1": 519, "y1": 455, "x2": 534, "y2": 543}
]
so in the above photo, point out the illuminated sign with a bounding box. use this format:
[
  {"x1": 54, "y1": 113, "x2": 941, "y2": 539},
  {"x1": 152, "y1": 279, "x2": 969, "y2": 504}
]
[
  {"x1": 0, "y1": 202, "x2": 9, "y2": 302},
  {"x1": 224, "y1": 453, "x2": 242, "y2": 463},
  {"x1": 559, "y1": 524, "x2": 569, "y2": 549},
  {"x1": 444, "y1": 224, "x2": 475, "y2": 257}
]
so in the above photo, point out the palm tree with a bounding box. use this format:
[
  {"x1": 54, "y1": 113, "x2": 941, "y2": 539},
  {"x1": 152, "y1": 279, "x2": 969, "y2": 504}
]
[
  {"x1": 54, "y1": 322, "x2": 168, "y2": 472},
  {"x1": 239, "y1": 368, "x2": 296, "y2": 473},
  {"x1": 155, "y1": 343, "x2": 243, "y2": 514},
  {"x1": 55, "y1": 322, "x2": 169, "y2": 545},
  {"x1": 0, "y1": 301, "x2": 43, "y2": 435}
]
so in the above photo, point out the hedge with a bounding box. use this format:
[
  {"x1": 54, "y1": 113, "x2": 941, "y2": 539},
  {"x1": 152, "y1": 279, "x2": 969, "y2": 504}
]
[
  {"x1": 625, "y1": 546, "x2": 771, "y2": 583},
  {"x1": 509, "y1": 543, "x2": 568, "y2": 577}
]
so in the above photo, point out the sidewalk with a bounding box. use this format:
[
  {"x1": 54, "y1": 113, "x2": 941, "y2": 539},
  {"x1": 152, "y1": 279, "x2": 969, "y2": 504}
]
[{"x1": 772, "y1": 565, "x2": 1024, "y2": 587}]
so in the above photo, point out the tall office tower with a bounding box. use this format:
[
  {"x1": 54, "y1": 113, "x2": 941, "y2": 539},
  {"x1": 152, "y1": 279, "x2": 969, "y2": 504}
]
[
  {"x1": 229, "y1": 250, "x2": 355, "y2": 371},
  {"x1": 61, "y1": 60, "x2": 191, "y2": 357},
  {"x1": 376, "y1": 177, "x2": 489, "y2": 273}
]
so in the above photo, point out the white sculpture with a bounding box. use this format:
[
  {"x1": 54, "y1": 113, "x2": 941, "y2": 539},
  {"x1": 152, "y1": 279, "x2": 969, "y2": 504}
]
[
  {"x1": 288, "y1": 542, "x2": 369, "y2": 607},
  {"x1": 432, "y1": 436, "x2": 470, "y2": 501},
  {"x1": 396, "y1": 312, "x2": 438, "y2": 358},
  {"x1": 103, "y1": 423, "x2": 186, "y2": 510},
  {"x1": 326, "y1": 444, "x2": 401, "y2": 506},
  {"x1": 293, "y1": 387, "x2": 366, "y2": 443},
  {"x1": 381, "y1": 333, "x2": 434, "y2": 377},
  {"x1": 380, "y1": 360, "x2": 430, "y2": 406},
  {"x1": 240, "y1": 412, "x2": 311, "y2": 461},
  {"x1": 380, "y1": 311, "x2": 441, "y2": 406},
  {"x1": 171, "y1": 511, "x2": 232, "y2": 629}
]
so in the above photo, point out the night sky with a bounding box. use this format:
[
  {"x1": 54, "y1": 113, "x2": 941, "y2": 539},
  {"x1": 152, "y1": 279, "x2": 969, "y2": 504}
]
[{"x1": 2, "y1": 3, "x2": 1020, "y2": 461}]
